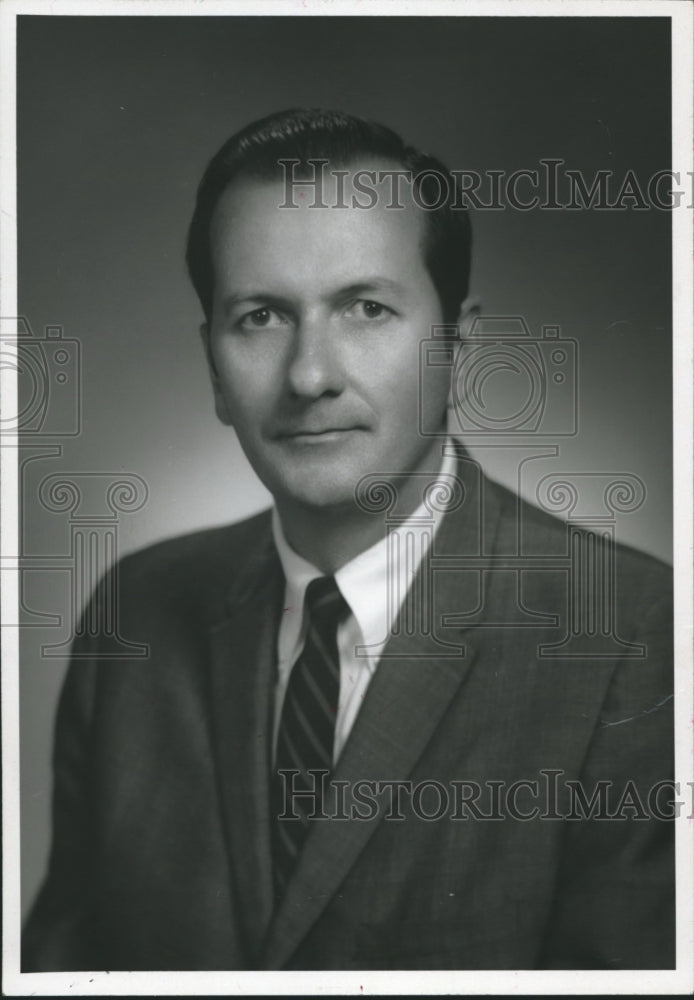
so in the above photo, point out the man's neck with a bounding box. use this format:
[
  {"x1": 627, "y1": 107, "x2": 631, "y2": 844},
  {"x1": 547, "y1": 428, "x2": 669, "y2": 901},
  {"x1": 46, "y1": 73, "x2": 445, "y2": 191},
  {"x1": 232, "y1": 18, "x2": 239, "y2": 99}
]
[{"x1": 273, "y1": 503, "x2": 386, "y2": 575}]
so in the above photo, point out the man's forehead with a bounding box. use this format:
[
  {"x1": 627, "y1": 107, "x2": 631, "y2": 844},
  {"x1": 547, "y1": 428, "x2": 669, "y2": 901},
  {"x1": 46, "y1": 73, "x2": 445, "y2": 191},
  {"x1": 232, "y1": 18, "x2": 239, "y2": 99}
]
[
  {"x1": 211, "y1": 158, "x2": 425, "y2": 227},
  {"x1": 208, "y1": 162, "x2": 434, "y2": 303}
]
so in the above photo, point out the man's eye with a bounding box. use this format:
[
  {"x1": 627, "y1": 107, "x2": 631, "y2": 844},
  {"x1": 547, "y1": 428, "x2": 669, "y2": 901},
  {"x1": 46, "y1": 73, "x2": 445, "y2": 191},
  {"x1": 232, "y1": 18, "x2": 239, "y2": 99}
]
[
  {"x1": 347, "y1": 300, "x2": 393, "y2": 321},
  {"x1": 239, "y1": 307, "x2": 287, "y2": 330}
]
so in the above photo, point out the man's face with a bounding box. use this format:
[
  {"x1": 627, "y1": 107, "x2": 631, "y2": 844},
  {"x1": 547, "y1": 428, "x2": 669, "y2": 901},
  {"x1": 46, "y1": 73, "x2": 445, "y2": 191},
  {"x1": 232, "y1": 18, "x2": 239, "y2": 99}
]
[{"x1": 204, "y1": 164, "x2": 453, "y2": 514}]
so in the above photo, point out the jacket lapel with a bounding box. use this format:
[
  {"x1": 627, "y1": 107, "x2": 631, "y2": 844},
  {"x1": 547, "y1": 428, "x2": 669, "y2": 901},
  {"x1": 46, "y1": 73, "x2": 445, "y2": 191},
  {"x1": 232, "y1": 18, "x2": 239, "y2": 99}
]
[
  {"x1": 207, "y1": 521, "x2": 284, "y2": 965},
  {"x1": 262, "y1": 633, "x2": 479, "y2": 969},
  {"x1": 263, "y1": 448, "x2": 503, "y2": 969}
]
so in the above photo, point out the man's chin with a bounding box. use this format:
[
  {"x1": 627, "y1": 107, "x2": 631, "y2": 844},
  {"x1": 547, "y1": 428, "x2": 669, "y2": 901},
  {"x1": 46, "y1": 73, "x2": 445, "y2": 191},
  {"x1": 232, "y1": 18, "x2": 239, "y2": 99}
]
[
  {"x1": 260, "y1": 438, "x2": 372, "y2": 510},
  {"x1": 272, "y1": 477, "x2": 363, "y2": 514}
]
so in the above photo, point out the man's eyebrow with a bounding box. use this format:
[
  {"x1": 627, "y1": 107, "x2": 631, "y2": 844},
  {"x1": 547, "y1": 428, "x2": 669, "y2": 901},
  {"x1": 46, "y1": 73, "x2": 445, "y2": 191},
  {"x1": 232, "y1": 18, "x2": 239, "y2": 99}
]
[
  {"x1": 222, "y1": 292, "x2": 292, "y2": 315},
  {"x1": 334, "y1": 278, "x2": 408, "y2": 299}
]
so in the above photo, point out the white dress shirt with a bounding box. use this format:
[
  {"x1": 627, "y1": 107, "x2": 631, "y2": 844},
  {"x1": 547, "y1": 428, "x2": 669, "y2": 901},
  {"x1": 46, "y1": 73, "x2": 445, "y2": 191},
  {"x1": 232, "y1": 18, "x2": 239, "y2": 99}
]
[{"x1": 271, "y1": 442, "x2": 457, "y2": 764}]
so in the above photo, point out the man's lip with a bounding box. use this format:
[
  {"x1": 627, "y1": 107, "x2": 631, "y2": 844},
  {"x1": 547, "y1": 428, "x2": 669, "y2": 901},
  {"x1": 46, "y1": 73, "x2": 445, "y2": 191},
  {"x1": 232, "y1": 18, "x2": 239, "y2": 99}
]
[{"x1": 277, "y1": 427, "x2": 361, "y2": 439}]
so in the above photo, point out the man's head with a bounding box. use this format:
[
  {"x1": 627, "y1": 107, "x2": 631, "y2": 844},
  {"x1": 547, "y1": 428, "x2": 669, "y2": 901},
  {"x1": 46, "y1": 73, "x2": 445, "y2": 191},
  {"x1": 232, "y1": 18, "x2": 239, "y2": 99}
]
[
  {"x1": 186, "y1": 108, "x2": 472, "y2": 326},
  {"x1": 188, "y1": 109, "x2": 474, "y2": 521}
]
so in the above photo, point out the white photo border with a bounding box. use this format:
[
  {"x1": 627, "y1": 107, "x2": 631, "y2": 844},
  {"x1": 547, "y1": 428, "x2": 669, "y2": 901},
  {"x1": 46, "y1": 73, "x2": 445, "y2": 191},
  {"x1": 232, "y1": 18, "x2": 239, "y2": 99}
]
[{"x1": 2, "y1": 0, "x2": 692, "y2": 995}]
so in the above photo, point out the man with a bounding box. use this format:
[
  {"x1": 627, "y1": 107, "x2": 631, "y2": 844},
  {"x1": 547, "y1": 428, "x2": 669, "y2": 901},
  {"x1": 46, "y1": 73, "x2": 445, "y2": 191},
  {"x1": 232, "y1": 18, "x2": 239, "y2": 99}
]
[{"x1": 23, "y1": 109, "x2": 674, "y2": 971}]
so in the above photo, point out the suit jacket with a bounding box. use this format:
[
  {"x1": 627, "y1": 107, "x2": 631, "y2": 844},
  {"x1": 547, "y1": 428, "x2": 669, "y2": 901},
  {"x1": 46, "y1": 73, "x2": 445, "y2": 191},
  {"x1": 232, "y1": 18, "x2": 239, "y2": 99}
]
[{"x1": 22, "y1": 453, "x2": 674, "y2": 971}]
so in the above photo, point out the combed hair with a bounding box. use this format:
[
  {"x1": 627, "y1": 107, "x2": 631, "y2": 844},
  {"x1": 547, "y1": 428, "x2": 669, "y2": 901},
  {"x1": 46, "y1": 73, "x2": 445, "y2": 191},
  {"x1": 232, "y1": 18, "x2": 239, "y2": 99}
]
[{"x1": 185, "y1": 108, "x2": 472, "y2": 323}]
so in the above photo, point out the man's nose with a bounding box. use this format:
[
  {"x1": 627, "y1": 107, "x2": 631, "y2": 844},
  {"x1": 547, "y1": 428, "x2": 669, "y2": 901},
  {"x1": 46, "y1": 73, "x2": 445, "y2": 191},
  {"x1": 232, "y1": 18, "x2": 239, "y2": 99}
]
[{"x1": 285, "y1": 317, "x2": 345, "y2": 399}]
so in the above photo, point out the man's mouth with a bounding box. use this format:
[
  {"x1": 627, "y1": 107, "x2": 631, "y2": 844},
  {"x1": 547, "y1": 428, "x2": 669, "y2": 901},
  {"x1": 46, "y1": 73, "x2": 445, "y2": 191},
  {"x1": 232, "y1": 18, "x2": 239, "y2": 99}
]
[{"x1": 279, "y1": 427, "x2": 361, "y2": 440}]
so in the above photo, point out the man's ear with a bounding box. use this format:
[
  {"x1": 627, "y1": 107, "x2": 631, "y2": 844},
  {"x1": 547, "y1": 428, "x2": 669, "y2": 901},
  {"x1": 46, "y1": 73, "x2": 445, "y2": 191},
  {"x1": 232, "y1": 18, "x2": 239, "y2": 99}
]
[
  {"x1": 446, "y1": 296, "x2": 481, "y2": 413},
  {"x1": 199, "y1": 322, "x2": 234, "y2": 426},
  {"x1": 457, "y1": 295, "x2": 481, "y2": 340}
]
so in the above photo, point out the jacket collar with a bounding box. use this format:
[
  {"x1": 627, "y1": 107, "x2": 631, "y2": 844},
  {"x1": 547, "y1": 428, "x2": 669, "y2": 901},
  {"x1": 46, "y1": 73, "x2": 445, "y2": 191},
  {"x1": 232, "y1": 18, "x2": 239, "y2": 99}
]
[{"x1": 206, "y1": 525, "x2": 282, "y2": 964}]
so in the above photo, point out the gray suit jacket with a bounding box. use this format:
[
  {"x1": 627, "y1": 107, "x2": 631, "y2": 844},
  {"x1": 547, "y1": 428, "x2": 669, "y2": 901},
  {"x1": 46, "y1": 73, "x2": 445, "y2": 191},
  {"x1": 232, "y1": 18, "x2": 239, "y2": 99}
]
[{"x1": 23, "y1": 453, "x2": 674, "y2": 970}]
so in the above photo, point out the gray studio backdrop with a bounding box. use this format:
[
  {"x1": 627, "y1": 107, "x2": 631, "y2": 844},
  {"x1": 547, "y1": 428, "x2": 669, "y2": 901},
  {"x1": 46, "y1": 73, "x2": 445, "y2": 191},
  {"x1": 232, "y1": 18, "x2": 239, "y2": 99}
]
[{"x1": 17, "y1": 15, "x2": 672, "y2": 916}]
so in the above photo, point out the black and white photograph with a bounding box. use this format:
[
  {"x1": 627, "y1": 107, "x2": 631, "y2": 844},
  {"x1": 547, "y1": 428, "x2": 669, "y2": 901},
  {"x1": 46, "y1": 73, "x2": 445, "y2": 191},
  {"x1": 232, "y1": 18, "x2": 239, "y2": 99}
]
[{"x1": 2, "y1": 1, "x2": 692, "y2": 994}]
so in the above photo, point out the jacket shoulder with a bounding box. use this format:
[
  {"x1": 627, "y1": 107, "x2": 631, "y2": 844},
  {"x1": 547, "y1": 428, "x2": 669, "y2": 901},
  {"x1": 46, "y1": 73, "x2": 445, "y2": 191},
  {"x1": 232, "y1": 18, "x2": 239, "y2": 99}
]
[
  {"x1": 484, "y1": 473, "x2": 672, "y2": 611},
  {"x1": 119, "y1": 508, "x2": 272, "y2": 574},
  {"x1": 105, "y1": 508, "x2": 274, "y2": 626}
]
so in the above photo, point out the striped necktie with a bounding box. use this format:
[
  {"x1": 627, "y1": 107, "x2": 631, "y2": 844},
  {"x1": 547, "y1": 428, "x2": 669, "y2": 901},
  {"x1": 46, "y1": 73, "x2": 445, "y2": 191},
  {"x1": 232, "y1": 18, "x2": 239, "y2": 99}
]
[{"x1": 272, "y1": 575, "x2": 348, "y2": 900}]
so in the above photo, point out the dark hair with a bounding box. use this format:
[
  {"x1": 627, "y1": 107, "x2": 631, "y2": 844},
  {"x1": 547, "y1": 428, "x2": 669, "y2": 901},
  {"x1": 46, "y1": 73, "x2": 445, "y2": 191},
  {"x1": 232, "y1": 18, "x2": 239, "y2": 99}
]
[{"x1": 185, "y1": 108, "x2": 472, "y2": 324}]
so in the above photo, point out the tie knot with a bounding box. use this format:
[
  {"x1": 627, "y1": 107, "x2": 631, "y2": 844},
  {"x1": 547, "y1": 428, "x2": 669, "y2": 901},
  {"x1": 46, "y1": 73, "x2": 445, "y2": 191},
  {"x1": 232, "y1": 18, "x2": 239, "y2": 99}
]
[{"x1": 304, "y1": 575, "x2": 348, "y2": 627}]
